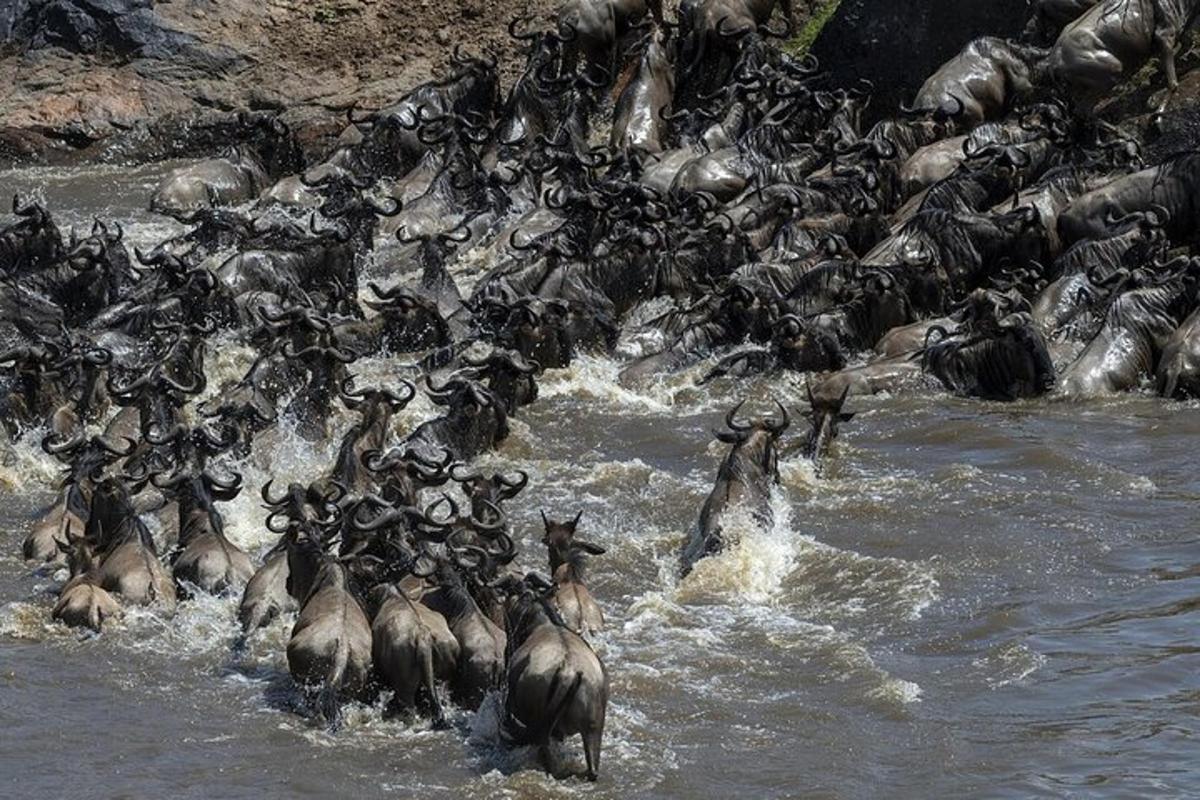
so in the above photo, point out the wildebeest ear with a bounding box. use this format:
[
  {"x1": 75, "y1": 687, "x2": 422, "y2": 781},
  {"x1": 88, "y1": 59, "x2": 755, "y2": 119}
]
[
  {"x1": 575, "y1": 540, "x2": 605, "y2": 556},
  {"x1": 839, "y1": 413, "x2": 855, "y2": 423}
]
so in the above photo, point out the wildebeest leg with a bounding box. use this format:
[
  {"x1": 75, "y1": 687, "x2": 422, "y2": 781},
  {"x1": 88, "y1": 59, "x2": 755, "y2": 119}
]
[
  {"x1": 1153, "y1": 32, "x2": 1180, "y2": 118},
  {"x1": 582, "y1": 727, "x2": 602, "y2": 782},
  {"x1": 422, "y1": 644, "x2": 450, "y2": 730}
]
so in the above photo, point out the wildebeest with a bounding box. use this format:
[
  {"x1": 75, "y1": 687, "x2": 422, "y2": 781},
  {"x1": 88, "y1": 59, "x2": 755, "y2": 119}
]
[
  {"x1": 499, "y1": 573, "x2": 608, "y2": 781},
  {"x1": 1048, "y1": 0, "x2": 1200, "y2": 117},
  {"x1": 611, "y1": 27, "x2": 675, "y2": 155},
  {"x1": 1058, "y1": 153, "x2": 1200, "y2": 245},
  {"x1": 1058, "y1": 259, "x2": 1199, "y2": 397},
  {"x1": 681, "y1": 400, "x2": 787, "y2": 574},
  {"x1": 52, "y1": 536, "x2": 122, "y2": 633},
  {"x1": 541, "y1": 511, "x2": 606, "y2": 637},
  {"x1": 285, "y1": 524, "x2": 374, "y2": 725},
  {"x1": 149, "y1": 115, "x2": 301, "y2": 216},
  {"x1": 902, "y1": 37, "x2": 1048, "y2": 126},
  {"x1": 369, "y1": 581, "x2": 459, "y2": 726},
  {"x1": 1156, "y1": 303, "x2": 1200, "y2": 397},
  {"x1": 921, "y1": 290, "x2": 1058, "y2": 400}
]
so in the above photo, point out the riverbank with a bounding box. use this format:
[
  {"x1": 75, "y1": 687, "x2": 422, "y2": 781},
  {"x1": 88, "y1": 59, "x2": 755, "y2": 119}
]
[{"x1": 0, "y1": 0, "x2": 563, "y2": 165}]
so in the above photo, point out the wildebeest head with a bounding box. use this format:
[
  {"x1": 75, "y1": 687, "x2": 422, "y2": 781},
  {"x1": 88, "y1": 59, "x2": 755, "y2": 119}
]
[
  {"x1": 496, "y1": 297, "x2": 574, "y2": 369},
  {"x1": 238, "y1": 111, "x2": 304, "y2": 178},
  {"x1": 990, "y1": 205, "x2": 1048, "y2": 271},
  {"x1": 339, "y1": 377, "x2": 416, "y2": 416},
  {"x1": 108, "y1": 361, "x2": 204, "y2": 438},
  {"x1": 145, "y1": 420, "x2": 238, "y2": 474},
  {"x1": 84, "y1": 472, "x2": 154, "y2": 555},
  {"x1": 772, "y1": 314, "x2": 846, "y2": 373},
  {"x1": 151, "y1": 466, "x2": 243, "y2": 542},
  {"x1": 362, "y1": 446, "x2": 455, "y2": 507},
  {"x1": 803, "y1": 385, "x2": 854, "y2": 463},
  {"x1": 451, "y1": 464, "x2": 528, "y2": 517},
  {"x1": 463, "y1": 348, "x2": 540, "y2": 413},
  {"x1": 43, "y1": 432, "x2": 136, "y2": 513},
  {"x1": 540, "y1": 509, "x2": 604, "y2": 575},
  {"x1": 306, "y1": 171, "x2": 403, "y2": 250},
  {"x1": 284, "y1": 520, "x2": 341, "y2": 603},
  {"x1": 2, "y1": 193, "x2": 63, "y2": 273},
  {"x1": 492, "y1": 571, "x2": 564, "y2": 648},
  {"x1": 365, "y1": 282, "x2": 453, "y2": 352},
  {"x1": 715, "y1": 399, "x2": 789, "y2": 478}
]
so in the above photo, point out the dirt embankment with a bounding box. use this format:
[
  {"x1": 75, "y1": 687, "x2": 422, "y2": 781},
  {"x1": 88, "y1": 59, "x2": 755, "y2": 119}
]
[
  {"x1": 5, "y1": 0, "x2": 1200, "y2": 168},
  {"x1": 0, "y1": 0, "x2": 561, "y2": 164}
]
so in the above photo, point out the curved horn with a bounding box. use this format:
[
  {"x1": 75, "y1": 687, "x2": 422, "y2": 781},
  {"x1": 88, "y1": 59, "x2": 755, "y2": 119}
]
[{"x1": 725, "y1": 400, "x2": 751, "y2": 432}]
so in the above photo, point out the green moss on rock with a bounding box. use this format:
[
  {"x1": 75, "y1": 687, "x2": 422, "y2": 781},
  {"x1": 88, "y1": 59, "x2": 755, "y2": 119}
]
[{"x1": 785, "y1": 0, "x2": 843, "y2": 56}]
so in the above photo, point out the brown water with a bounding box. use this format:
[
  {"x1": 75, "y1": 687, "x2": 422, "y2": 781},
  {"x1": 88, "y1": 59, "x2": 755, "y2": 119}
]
[{"x1": 2, "y1": 165, "x2": 1200, "y2": 799}]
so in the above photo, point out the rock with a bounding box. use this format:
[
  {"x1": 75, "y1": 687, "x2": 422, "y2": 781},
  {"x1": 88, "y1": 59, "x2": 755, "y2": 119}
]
[
  {"x1": 810, "y1": 0, "x2": 1027, "y2": 126},
  {"x1": 0, "y1": 0, "x2": 567, "y2": 165},
  {"x1": 0, "y1": 125, "x2": 69, "y2": 167},
  {"x1": 4, "y1": 0, "x2": 243, "y2": 75}
]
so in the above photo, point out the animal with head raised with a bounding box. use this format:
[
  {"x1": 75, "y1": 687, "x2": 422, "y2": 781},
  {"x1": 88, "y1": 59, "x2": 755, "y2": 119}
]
[
  {"x1": 462, "y1": 348, "x2": 541, "y2": 415},
  {"x1": 797, "y1": 385, "x2": 854, "y2": 471},
  {"x1": 281, "y1": 338, "x2": 359, "y2": 441},
  {"x1": 681, "y1": 400, "x2": 788, "y2": 574},
  {"x1": 324, "y1": 379, "x2": 416, "y2": 495},
  {"x1": 237, "y1": 482, "x2": 345, "y2": 639},
  {"x1": 450, "y1": 466, "x2": 529, "y2": 521},
  {"x1": 541, "y1": 511, "x2": 606, "y2": 638},
  {"x1": 611, "y1": 27, "x2": 676, "y2": 155},
  {"x1": 23, "y1": 433, "x2": 132, "y2": 564},
  {"x1": 1, "y1": 194, "x2": 63, "y2": 275}
]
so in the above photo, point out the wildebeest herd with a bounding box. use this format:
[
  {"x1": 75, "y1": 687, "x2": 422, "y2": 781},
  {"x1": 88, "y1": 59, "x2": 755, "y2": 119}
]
[{"x1": 3, "y1": 0, "x2": 1200, "y2": 783}]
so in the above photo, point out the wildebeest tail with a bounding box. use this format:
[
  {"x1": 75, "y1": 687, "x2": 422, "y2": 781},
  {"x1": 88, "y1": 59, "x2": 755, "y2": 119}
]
[
  {"x1": 87, "y1": 595, "x2": 104, "y2": 634},
  {"x1": 319, "y1": 636, "x2": 349, "y2": 726},
  {"x1": 1159, "y1": 360, "x2": 1181, "y2": 399}
]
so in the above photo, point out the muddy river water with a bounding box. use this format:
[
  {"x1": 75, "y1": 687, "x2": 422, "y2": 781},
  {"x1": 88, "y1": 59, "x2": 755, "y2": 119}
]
[{"x1": 1, "y1": 164, "x2": 1199, "y2": 799}]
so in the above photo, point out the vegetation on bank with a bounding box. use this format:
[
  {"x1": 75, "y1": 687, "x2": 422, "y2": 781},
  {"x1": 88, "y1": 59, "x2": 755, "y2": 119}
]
[{"x1": 785, "y1": 0, "x2": 844, "y2": 56}]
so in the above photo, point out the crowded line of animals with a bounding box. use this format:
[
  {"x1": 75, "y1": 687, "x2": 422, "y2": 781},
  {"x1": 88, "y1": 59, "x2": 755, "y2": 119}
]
[{"x1": 3, "y1": 0, "x2": 1199, "y2": 782}]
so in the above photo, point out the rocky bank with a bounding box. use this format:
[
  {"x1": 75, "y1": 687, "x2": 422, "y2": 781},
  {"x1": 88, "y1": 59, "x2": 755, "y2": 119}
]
[{"x1": 0, "y1": 0, "x2": 562, "y2": 165}]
